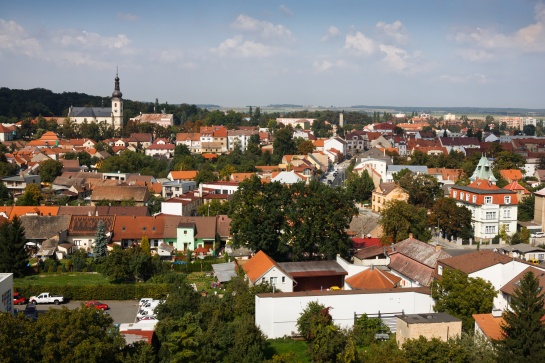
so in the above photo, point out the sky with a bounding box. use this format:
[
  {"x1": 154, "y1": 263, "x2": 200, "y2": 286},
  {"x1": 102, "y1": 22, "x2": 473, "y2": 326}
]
[{"x1": 1, "y1": 0, "x2": 545, "y2": 109}]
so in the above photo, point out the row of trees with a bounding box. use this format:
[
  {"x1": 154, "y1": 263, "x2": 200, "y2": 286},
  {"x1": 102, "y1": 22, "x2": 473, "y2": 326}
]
[{"x1": 228, "y1": 176, "x2": 358, "y2": 261}]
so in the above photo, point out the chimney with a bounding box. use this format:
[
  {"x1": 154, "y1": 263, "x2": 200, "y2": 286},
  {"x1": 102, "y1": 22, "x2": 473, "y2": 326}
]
[
  {"x1": 435, "y1": 245, "x2": 442, "y2": 252},
  {"x1": 491, "y1": 309, "x2": 502, "y2": 318},
  {"x1": 409, "y1": 233, "x2": 413, "y2": 239}
]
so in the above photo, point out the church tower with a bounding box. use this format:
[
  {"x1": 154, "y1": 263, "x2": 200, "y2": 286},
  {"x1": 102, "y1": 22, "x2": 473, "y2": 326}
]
[{"x1": 111, "y1": 69, "x2": 123, "y2": 129}]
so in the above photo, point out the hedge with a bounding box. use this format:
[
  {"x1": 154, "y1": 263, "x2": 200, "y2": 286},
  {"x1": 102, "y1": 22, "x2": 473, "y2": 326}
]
[{"x1": 14, "y1": 283, "x2": 170, "y2": 301}]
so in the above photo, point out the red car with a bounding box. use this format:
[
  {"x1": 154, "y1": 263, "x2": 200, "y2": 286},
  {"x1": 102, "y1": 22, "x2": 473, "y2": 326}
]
[
  {"x1": 13, "y1": 292, "x2": 26, "y2": 305},
  {"x1": 85, "y1": 301, "x2": 109, "y2": 310}
]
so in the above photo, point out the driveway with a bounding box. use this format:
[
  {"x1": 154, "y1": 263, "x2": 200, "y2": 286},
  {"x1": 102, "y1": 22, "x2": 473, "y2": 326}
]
[{"x1": 20, "y1": 300, "x2": 141, "y2": 325}]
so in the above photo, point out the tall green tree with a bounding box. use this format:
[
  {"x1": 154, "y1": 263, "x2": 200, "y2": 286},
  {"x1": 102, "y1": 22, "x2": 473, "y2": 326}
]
[
  {"x1": 229, "y1": 176, "x2": 290, "y2": 261},
  {"x1": 93, "y1": 220, "x2": 108, "y2": 261},
  {"x1": 285, "y1": 181, "x2": 357, "y2": 260},
  {"x1": 431, "y1": 267, "x2": 497, "y2": 332},
  {"x1": 39, "y1": 159, "x2": 64, "y2": 183},
  {"x1": 429, "y1": 198, "x2": 472, "y2": 239},
  {"x1": 272, "y1": 127, "x2": 296, "y2": 163},
  {"x1": 0, "y1": 216, "x2": 28, "y2": 277},
  {"x1": 398, "y1": 172, "x2": 442, "y2": 208},
  {"x1": 495, "y1": 271, "x2": 545, "y2": 362},
  {"x1": 380, "y1": 200, "x2": 431, "y2": 243},
  {"x1": 518, "y1": 195, "x2": 535, "y2": 222},
  {"x1": 345, "y1": 170, "x2": 375, "y2": 204}
]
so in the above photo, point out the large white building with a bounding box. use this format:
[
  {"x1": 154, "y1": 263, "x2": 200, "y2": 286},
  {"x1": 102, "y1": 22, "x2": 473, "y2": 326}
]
[
  {"x1": 450, "y1": 180, "x2": 518, "y2": 240},
  {"x1": 0, "y1": 273, "x2": 13, "y2": 314},
  {"x1": 68, "y1": 72, "x2": 124, "y2": 129}
]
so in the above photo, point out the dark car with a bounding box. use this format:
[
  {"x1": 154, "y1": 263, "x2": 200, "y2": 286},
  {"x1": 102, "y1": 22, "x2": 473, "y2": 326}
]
[
  {"x1": 23, "y1": 304, "x2": 38, "y2": 320},
  {"x1": 13, "y1": 292, "x2": 26, "y2": 305}
]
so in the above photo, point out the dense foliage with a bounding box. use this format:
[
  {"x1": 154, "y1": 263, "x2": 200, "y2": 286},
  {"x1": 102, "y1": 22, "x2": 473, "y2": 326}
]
[
  {"x1": 229, "y1": 176, "x2": 358, "y2": 261},
  {"x1": 379, "y1": 200, "x2": 432, "y2": 243},
  {"x1": 0, "y1": 216, "x2": 29, "y2": 277},
  {"x1": 432, "y1": 268, "x2": 497, "y2": 332}
]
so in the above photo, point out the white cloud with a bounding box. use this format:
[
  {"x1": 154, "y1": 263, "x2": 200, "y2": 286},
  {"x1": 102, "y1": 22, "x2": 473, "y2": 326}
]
[
  {"x1": 376, "y1": 20, "x2": 408, "y2": 44},
  {"x1": 344, "y1": 31, "x2": 375, "y2": 55},
  {"x1": 454, "y1": 3, "x2": 545, "y2": 53},
  {"x1": 321, "y1": 26, "x2": 342, "y2": 42},
  {"x1": 0, "y1": 19, "x2": 41, "y2": 57},
  {"x1": 456, "y1": 48, "x2": 493, "y2": 62},
  {"x1": 279, "y1": 5, "x2": 293, "y2": 16},
  {"x1": 57, "y1": 30, "x2": 131, "y2": 50},
  {"x1": 231, "y1": 14, "x2": 294, "y2": 42},
  {"x1": 378, "y1": 44, "x2": 410, "y2": 72},
  {"x1": 439, "y1": 73, "x2": 490, "y2": 84},
  {"x1": 117, "y1": 13, "x2": 139, "y2": 21},
  {"x1": 312, "y1": 58, "x2": 355, "y2": 72},
  {"x1": 210, "y1": 35, "x2": 285, "y2": 58}
]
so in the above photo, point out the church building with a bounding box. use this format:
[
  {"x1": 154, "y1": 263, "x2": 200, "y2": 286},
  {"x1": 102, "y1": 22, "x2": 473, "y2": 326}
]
[{"x1": 68, "y1": 72, "x2": 124, "y2": 129}]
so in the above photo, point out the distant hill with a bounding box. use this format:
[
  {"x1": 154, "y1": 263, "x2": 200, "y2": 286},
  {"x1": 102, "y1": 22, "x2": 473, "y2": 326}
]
[
  {"x1": 266, "y1": 104, "x2": 304, "y2": 108},
  {"x1": 349, "y1": 105, "x2": 545, "y2": 116}
]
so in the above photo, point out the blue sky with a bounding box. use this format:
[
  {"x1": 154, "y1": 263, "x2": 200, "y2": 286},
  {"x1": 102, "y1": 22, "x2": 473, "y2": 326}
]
[{"x1": 1, "y1": 0, "x2": 545, "y2": 108}]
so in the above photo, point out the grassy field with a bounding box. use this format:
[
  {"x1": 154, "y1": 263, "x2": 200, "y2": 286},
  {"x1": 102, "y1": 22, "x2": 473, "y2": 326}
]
[
  {"x1": 15, "y1": 272, "x2": 112, "y2": 287},
  {"x1": 267, "y1": 338, "x2": 310, "y2": 362}
]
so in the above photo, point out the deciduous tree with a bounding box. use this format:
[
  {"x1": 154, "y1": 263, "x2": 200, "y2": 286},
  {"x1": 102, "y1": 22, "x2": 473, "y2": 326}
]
[
  {"x1": 432, "y1": 267, "x2": 497, "y2": 332},
  {"x1": 429, "y1": 198, "x2": 472, "y2": 239},
  {"x1": 380, "y1": 200, "x2": 431, "y2": 243}
]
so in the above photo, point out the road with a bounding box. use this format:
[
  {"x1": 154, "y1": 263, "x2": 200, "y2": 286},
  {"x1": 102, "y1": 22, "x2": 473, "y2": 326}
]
[{"x1": 17, "y1": 300, "x2": 141, "y2": 325}]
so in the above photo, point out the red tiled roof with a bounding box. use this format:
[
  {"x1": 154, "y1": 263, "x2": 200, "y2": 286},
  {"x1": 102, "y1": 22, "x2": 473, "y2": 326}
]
[
  {"x1": 472, "y1": 314, "x2": 505, "y2": 341},
  {"x1": 438, "y1": 250, "x2": 512, "y2": 275},
  {"x1": 345, "y1": 268, "x2": 402, "y2": 290}
]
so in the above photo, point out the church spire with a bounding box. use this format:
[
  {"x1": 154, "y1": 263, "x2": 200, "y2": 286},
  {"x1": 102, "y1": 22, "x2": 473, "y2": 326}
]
[{"x1": 112, "y1": 68, "x2": 123, "y2": 99}]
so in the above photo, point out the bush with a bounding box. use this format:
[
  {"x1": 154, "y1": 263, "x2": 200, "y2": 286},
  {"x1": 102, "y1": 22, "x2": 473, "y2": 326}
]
[{"x1": 13, "y1": 283, "x2": 170, "y2": 300}]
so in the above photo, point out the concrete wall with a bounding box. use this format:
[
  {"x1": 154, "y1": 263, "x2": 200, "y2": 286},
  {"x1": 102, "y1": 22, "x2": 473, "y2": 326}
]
[
  {"x1": 396, "y1": 319, "x2": 462, "y2": 346},
  {"x1": 255, "y1": 289, "x2": 434, "y2": 338},
  {"x1": 0, "y1": 273, "x2": 13, "y2": 314}
]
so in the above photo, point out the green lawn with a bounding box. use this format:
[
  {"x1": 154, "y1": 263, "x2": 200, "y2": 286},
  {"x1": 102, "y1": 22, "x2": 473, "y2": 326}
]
[
  {"x1": 14, "y1": 272, "x2": 111, "y2": 287},
  {"x1": 267, "y1": 338, "x2": 310, "y2": 362}
]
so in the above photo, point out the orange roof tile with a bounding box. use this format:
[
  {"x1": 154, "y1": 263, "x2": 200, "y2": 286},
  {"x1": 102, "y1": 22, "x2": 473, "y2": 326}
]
[
  {"x1": 499, "y1": 169, "x2": 523, "y2": 182},
  {"x1": 9, "y1": 206, "x2": 59, "y2": 220},
  {"x1": 472, "y1": 314, "x2": 505, "y2": 341},
  {"x1": 169, "y1": 170, "x2": 198, "y2": 180},
  {"x1": 345, "y1": 268, "x2": 401, "y2": 290},
  {"x1": 241, "y1": 250, "x2": 278, "y2": 283}
]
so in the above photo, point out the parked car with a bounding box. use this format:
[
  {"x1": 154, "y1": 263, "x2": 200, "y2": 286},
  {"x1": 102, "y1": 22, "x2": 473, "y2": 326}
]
[
  {"x1": 85, "y1": 301, "x2": 109, "y2": 310},
  {"x1": 23, "y1": 304, "x2": 38, "y2": 320},
  {"x1": 531, "y1": 232, "x2": 545, "y2": 238},
  {"x1": 13, "y1": 292, "x2": 26, "y2": 305},
  {"x1": 138, "y1": 316, "x2": 158, "y2": 321},
  {"x1": 136, "y1": 309, "x2": 156, "y2": 320},
  {"x1": 138, "y1": 298, "x2": 153, "y2": 307},
  {"x1": 29, "y1": 292, "x2": 64, "y2": 305}
]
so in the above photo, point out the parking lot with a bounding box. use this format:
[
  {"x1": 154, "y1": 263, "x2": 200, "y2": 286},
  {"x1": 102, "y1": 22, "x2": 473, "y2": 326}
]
[{"x1": 17, "y1": 300, "x2": 141, "y2": 325}]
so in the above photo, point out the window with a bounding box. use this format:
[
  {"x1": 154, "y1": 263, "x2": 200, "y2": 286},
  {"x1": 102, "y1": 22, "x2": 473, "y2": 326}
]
[
  {"x1": 142, "y1": 227, "x2": 147, "y2": 231},
  {"x1": 184, "y1": 231, "x2": 187, "y2": 235},
  {"x1": 269, "y1": 277, "x2": 277, "y2": 285},
  {"x1": 504, "y1": 196, "x2": 511, "y2": 204},
  {"x1": 484, "y1": 196, "x2": 492, "y2": 204},
  {"x1": 282, "y1": 276, "x2": 286, "y2": 283},
  {"x1": 262, "y1": 278, "x2": 266, "y2": 283},
  {"x1": 466, "y1": 193, "x2": 470, "y2": 201},
  {"x1": 122, "y1": 227, "x2": 126, "y2": 231},
  {"x1": 485, "y1": 226, "x2": 496, "y2": 234},
  {"x1": 453, "y1": 191, "x2": 457, "y2": 198},
  {"x1": 472, "y1": 195, "x2": 477, "y2": 203},
  {"x1": 503, "y1": 224, "x2": 510, "y2": 232},
  {"x1": 438, "y1": 265, "x2": 443, "y2": 276},
  {"x1": 504, "y1": 209, "x2": 511, "y2": 218},
  {"x1": 485, "y1": 212, "x2": 496, "y2": 220},
  {"x1": 460, "y1": 192, "x2": 465, "y2": 200}
]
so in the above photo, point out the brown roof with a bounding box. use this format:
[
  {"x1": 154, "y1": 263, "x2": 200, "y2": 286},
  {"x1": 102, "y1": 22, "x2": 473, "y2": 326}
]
[
  {"x1": 277, "y1": 261, "x2": 347, "y2": 278},
  {"x1": 69, "y1": 215, "x2": 116, "y2": 234},
  {"x1": 393, "y1": 237, "x2": 451, "y2": 268},
  {"x1": 113, "y1": 215, "x2": 166, "y2": 240},
  {"x1": 345, "y1": 268, "x2": 401, "y2": 290},
  {"x1": 354, "y1": 245, "x2": 391, "y2": 260},
  {"x1": 438, "y1": 250, "x2": 512, "y2": 275},
  {"x1": 389, "y1": 253, "x2": 436, "y2": 286},
  {"x1": 500, "y1": 266, "x2": 545, "y2": 296},
  {"x1": 20, "y1": 215, "x2": 71, "y2": 240},
  {"x1": 91, "y1": 185, "x2": 150, "y2": 203}
]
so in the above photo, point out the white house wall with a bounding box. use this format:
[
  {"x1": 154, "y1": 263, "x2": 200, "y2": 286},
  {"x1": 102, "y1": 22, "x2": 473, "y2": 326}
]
[
  {"x1": 0, "y1": 273, "x2": 13, "y2": 314},
  {"x1": 255, "y1": 266, "x2": 293, "y2": 293},
  {"x1": 255, "y1": 289, "x2": 434, "y2": 338}
]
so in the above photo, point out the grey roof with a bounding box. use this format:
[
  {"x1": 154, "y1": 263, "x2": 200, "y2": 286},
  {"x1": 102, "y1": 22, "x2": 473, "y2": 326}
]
[
  {"x1": 387, "y1": 165, "x2": 428, "y2": 174},
  {"x1": 20, "y1": 215, "x2": 71, "y2": 240},
  {"x1": 396, "y1": 312, "x2": 461, "y2": 324},
  {"x1": 278, "y1": 261, "x2": 347, "y2": 276},
  {"x1": 501, "y1": 243, "x2": 545, "y2": 254},
  {"x1": 212, "y1": 262, "x2": 237, "y2": 282},
  {"x1": 69, "y1": 107, "x2": 112, "y2": 118},
  {"x1": 453, "y1": 185, "x2": 515, "y2": 195},
  {"x1": 392, "y1": 237, "x2": 452, "y2": 268}
]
